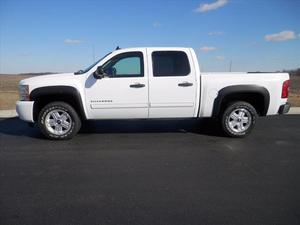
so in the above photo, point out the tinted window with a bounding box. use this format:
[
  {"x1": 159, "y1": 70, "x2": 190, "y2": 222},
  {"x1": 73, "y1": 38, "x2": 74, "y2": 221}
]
[
  {"x1": 152, "y1": 51, "x2": 190, "y2": 77},
  {"x1": 102, "y1": 52, "x2": 144, "y2": 77}
]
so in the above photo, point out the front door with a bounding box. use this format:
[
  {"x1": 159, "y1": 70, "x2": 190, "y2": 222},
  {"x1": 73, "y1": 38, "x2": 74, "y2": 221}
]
[
  {"x1": 85, "y1": 50, "x2": 148, "y2": 119},
  {"x1": 148, "y1": 49, "x2": 197, "y2": 118}
]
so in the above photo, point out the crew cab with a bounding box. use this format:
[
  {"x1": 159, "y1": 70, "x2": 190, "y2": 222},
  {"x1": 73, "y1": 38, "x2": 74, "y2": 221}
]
[{"x1": 16, "y1": 47, "x2": 290, "y2": 140}]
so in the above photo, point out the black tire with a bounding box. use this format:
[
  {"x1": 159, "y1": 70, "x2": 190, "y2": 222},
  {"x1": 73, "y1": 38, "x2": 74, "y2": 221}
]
[
  {"x1": 221, "y1": 101, "x2": 257, "y2": 138},
  {"x1": 38, "y1": 101, "x2": 81, "y2": 140}
]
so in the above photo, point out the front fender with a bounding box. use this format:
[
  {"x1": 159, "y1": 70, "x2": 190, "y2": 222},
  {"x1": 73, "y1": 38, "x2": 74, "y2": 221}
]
[{"x1": 30, "y1": 86, "x2": 87, "y2": 120}]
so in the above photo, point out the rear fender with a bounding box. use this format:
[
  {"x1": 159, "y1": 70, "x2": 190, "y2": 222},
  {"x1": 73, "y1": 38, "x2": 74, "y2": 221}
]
[{"x1": 212, "y1": 85, "x2": 270, "y2": 117}]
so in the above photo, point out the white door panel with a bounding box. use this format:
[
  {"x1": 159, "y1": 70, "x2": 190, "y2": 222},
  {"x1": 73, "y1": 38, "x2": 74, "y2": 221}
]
[
  {"x1": 86, "y1": 77, "x2": 148, "y2": 119},
  {"x1": 85, "y1": 50, "x2": 148, "y2": 119},
  {"x1": 147, "y1": 49, "x2": 197, "y2": 118}
]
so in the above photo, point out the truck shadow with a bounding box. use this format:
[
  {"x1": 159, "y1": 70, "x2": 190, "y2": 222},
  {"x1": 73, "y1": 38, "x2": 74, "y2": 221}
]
[
  {"x1": 0, "y1": 117, "x2": 225, "y2": 139},
  {"x1": 0, "y1": 117, "x2": 43, "y2": 139}
]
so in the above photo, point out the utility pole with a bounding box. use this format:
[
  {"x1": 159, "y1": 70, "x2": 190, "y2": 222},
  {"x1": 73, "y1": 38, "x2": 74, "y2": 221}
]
[{"x1": 229, "y1": 60, "x2": 232, "y2": 72}]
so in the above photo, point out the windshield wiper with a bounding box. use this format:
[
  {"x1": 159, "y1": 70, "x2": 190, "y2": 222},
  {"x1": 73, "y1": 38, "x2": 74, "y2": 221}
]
[{"x1": 74, "y1": 70, "x2": 84, "y2": 75}]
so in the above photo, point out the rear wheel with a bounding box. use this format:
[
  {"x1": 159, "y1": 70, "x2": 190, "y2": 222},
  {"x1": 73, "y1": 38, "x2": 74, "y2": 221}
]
[
  {"x1": 221, "y1": 101, "x2": 257, "y2": 137},
  {"x1": 38, "y1": 102, "x2": 81, "y2": 140}
]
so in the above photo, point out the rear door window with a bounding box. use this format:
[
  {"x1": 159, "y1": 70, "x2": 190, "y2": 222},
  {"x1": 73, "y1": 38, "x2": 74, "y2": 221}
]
[{"x1": 152, "y1": 51, "x2": 190, "y2": 77}]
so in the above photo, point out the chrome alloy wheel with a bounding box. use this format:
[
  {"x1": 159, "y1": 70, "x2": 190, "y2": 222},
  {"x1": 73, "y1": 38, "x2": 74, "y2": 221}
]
[
  {"x1": 45, "y1": 109, "x2": 72, "y2": 136},
  {"x1": 227, "y1": 108, "x2": 252, "y2": 133}
]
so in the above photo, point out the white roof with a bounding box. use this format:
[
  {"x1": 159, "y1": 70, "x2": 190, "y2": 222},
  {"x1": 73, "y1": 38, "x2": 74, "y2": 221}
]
[{"x1": 114, "y1": 47, "x2": 192, "y2": 53}]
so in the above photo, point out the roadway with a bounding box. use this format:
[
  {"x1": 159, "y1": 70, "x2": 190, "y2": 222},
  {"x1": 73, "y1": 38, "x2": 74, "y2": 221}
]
[{"x1": 0, "y1": 116, "x2": 300, "y2": 225}]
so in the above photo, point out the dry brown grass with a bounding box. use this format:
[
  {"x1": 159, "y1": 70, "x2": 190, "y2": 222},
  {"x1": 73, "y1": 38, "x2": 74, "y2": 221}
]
[
  {"x1": 289, "y1": 76, "x2": 300, "y2": 107},
  {"x1": 0, "y1": 75, "x2": 33, "y2": 109},
  {"x1": 289, "y1": 92, "x2": 300, "y2": 106},
  {"x1": 0, "y1": 74, "x2": 300, "y2": 110},
  {"x1": 0, "y1": 92, "x2": 19, "y2": 109}
]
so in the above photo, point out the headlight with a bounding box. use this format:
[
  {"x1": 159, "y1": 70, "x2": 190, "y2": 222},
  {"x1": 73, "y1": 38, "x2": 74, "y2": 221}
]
[{"x1": 19, "y1": 85, "x2": 30, "y2": 101}]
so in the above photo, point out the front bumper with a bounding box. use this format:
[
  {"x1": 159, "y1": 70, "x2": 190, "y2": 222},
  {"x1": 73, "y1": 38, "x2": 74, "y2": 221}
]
[
  {"x1": 16, "y1": 101, "x2": 34, "y2": 122},
  {"x1": 278, "y1": 102, "x2": 291, "y2": 115}
]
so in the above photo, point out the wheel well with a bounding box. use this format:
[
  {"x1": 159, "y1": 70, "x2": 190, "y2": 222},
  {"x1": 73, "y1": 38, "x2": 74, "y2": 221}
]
[
  {"x1": 30, "y1": 86, "x2": 86, "y2": 121},
  {"x1": 33, "y1": 95, "x2": 84, "y2": 121},
  {"x1": 219, "y1": 93, "x2": 266, "y2": 116},
  {"x1": 212, "y1": 85, "x2": 270, "y2": 117}
]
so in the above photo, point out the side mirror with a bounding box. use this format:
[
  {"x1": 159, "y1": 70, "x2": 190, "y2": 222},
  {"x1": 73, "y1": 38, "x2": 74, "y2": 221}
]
[{"x1": 93, "y1": 66, "x2": 106, "y2": 79}]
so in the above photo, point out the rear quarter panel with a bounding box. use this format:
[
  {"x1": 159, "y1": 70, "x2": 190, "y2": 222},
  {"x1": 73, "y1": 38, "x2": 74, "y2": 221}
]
[{"x1": 199, "y1": 73, "x2": 289, "y2": 117}]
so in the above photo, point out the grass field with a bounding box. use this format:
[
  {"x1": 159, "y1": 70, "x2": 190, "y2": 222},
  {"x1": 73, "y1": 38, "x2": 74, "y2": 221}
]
[
  {"x1": 289, "y1": 75, "x2": 300, "y2": 106},
  {"x1": 0, "y1": 75, "x2": 33, "y2": 110},
  {"x1": 0, "y1": 74, "x2": 300, "y2": 110}
]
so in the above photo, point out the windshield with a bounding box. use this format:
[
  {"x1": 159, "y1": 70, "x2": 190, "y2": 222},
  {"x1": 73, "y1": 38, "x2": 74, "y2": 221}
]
[{"x1": 74, "y1": 52, "x2": 112, "y2": 75}]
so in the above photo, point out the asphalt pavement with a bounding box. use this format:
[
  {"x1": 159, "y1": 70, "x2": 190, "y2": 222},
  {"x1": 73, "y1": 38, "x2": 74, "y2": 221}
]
[{"x1": 0, "y1": 116, "x2": 300, "y2": 225}]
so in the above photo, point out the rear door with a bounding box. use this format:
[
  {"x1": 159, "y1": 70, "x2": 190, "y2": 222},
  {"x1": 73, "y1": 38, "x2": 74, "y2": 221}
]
[{"x1": 147, "y1": 49, "x2": 197, "y2": 118}]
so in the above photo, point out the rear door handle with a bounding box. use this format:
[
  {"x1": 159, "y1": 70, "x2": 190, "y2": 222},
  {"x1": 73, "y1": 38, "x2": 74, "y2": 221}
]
[
  {"x1": 178, "y1": 82, "x2": 193, "y2": 87},
  {"x1": 130, "y1": 83, "x2": 145, "y2": 88}
]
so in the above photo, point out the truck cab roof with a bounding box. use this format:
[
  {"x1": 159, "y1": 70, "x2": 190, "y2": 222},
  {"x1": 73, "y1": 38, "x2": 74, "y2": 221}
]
[{"x1": 113, "y1": 47, "x2": 193, "y2": 53}]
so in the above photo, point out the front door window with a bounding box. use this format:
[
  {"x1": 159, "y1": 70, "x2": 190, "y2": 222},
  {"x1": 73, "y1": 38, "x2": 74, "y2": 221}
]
[{"x1": 102, "y1": 52, "x2": 144, "y2": 78}]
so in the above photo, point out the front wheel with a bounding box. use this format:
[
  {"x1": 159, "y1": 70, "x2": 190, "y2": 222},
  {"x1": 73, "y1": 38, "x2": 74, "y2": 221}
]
[
  {"x1": 38, "y1": 102, "x2": 81, "y2": 140},
  {"x1": 221, "y1": 101, "x2": 257, "y2": 138}
]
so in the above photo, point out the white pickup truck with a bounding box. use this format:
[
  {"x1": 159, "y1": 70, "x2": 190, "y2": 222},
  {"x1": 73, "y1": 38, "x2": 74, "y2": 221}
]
[{"x1": 16, "y1": 47, "x2": 290, "y2": 140}]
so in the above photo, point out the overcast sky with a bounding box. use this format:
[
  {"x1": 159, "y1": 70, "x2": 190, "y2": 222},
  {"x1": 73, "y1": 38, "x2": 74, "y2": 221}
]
[{"x1": 0, "y1": 0, "x2": 299, "y2": 73}]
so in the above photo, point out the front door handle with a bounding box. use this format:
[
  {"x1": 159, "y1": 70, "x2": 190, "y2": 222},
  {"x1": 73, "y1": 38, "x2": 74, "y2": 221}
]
[
  {"x1": 178, "y1": 82, "x2": 193, "y2": 87},
  {"x1": 130, "y1": 83, "x2": 145, "y2": 88}
]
